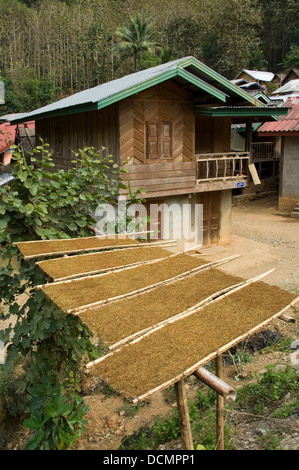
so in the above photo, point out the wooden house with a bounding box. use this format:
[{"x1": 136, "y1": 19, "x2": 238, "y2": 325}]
[
  {"x1": 10, "y1": 57, "x2": 288, "y2": 248},
  {"x1": 234, "y1": 70, "x2": 281, "y2": 94},
  {"x1": 281, "y1": 69, "x2": 299, "y2": 87}
]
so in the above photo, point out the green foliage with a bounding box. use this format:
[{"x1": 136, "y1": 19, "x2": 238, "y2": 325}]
[
  {"x1": 23, "y1": 375, "x2": 88, "y2": 450},
  {"x1": 0, "y1": 140, "x2": 132, "y2": 243},
  {"x1": 282, "y1": 45, "x2": 299, "y2": 71},
  {"x1": 258, "y1": 430, "x2": 282, "y2": 450},
  {"x1": 113, "y1": 14, "x2": 160, "y2": 72},
  {"x1": 236, "y1": 364, "x2": 298, "y2": 414}
]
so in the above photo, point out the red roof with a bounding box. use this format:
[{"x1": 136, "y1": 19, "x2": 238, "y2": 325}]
[
  {"x1": 0, "y1": 122, "x2": 15, "y2": 153},
  {"x1": 259, "y1": 97, "x2": 299, "y2": 134},
  {"x1": 0, "y1": 121, "x2": 34, "y2": 153}
]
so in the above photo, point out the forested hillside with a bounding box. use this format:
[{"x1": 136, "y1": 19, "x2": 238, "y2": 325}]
[{"x1": 1, "y1": 0, "x2": 299, "y2": 114}]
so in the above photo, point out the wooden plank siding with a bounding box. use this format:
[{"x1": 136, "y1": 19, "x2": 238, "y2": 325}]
[
  {"x1": 35, "y1": 104, "x2": 120, "y2": 170},
  {"x1": 35, "y1": 80, "x2": 235, "y2": 198},
  {"x1": 119, "y1": 82, "x2": 197, "y2": 197}
]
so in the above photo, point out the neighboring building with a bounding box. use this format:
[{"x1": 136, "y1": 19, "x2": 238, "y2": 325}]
[
  {"x1": 0, "y1": 121, "x2": 15, "y2": 165},
  {"x1": 230, "y1": 79, "x2": 285, "y2": 194},
  {"x1": 234, "y1": 70, "x2": 281, "y2": 94},
  {"x1": 0, "y1": 116, "x2": 35, "y2": 165},
  {"x1": 281, "y1": 69, "x2": 299, "y2": 87},
  {"x1": 270, "y1": 79, "x2": 299, "y2": 103},
  {"x1": 258, "y1": 97, "x2": 299, "y2": 212},
  {"x1": 9, "y1": 57, "x2": 287, "y2": 248}
]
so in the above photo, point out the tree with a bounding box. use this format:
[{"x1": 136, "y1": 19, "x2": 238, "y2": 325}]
[
  {"x1": 113, "y1": 14, "x2": 160, "y2": 72},
  {"x1": 282, "y1": 45, "x2": 299, "y2": 71}
]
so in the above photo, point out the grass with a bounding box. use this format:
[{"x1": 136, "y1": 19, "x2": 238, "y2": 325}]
[{"x1": 233, "y1": 363, "x2": 298, "y2": 415}]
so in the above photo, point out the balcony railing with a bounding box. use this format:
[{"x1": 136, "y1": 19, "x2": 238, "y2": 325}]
[
  {"x1": 196, "y1": 152, "x2": 250, "y2": 182},
  {"x1": 251, "y1": 142, "x2": 276, "y2": 161}
]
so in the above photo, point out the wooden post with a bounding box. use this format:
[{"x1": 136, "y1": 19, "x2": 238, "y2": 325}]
[
  {"x1": 174, "y1": 379, "x2": 194, "y2": 450},
  {"x1": 215, "y1": 354, "x2": 225, "y2": 450}
]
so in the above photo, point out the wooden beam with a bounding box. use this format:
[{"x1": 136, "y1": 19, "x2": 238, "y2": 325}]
[
  {"x1": 215, "y1": 354, "x2": 225, "y2": 450},
  {"x1": 174, "y1": 379, "x2": 194, "y2": 450}
]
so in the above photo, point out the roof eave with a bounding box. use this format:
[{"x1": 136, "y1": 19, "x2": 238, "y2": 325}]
[
  {"x1": 187, "y1": 58, "x2": 262, "y2": 107},
  {"x1": 194, "y1": 106, "x2": 289, "y2": 119}
]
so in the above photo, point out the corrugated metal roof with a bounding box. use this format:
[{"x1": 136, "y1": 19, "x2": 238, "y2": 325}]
[
  {"x1": 259, "y1": 98, "x2": 299, "y2": 134},
  {"x1": 243, "y1": 70, "x2": 275, "y2": 82},
  {"x1": 8, "y1": 56, "x2": 265, "y2": 124},
  {"x1": 272, "y1": 79, "x2": 299, "y2": 95}
]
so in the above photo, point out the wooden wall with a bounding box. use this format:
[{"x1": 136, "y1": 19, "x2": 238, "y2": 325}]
[
  {"x1": 35, "y1": 104, "x2": 119, "y2": 170},
  {"x1": 195, "y1": 117, "x2": 231, "y2": 154},
  {"x1": 119, "y1": 82, "x2": 197, "y2": 197}
]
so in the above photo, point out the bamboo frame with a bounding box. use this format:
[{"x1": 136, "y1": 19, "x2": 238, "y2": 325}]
[
  {"x1": 37, "y1": 242, "x2": 204, "y2": 282},
  {"x1": 86, "y1": 269, "x2": 274, "y2": 369},
  {"x1": 37, "y1": 249, "x2": 175, "y2": 282},
  {"x1": 38, "y1": 249, "x2": 187, "y2": 288},
  {"x1": 15, "y1": 238, "x2": 177, "y2": 260},
  {"x1": 62, "y1": 255, "x2": 240, "y2": 314},
  {"x1": 85, "y1": 282, "x2": 299, "y2": 404},
  {"x1": 107, "y1": 269, "x2": 274, "y2": 350},
  {"x1": 107, "y1": 270, "x2": 259, "y2": 350}
]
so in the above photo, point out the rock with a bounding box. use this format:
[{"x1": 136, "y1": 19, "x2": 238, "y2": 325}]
[
  {"x1": 107, "y1": 415, "x2": 118, "y2": 428},
  {"x1": 290, "y1": 339, "x2": 299, "y2": 350},
  {"x1": 290, "y1": 350, "x2": 299, "y2": 368}
]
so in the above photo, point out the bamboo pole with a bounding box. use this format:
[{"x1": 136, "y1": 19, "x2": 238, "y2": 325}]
[
  {"x1": 215, "y1": 354, "x2": 225, "y2": 451},
  {"x1": 193, "y1": 367, "x2": 236, "y2": 403},
  {"x1": 174, "y1": 379, "x2": 194, "y2": 450}
]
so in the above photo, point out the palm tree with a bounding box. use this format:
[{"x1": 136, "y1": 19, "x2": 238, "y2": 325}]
[{"x1": 113, "y1": 14, "x2": 160, "y2": 72}]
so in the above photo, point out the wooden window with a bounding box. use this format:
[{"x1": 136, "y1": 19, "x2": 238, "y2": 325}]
[{"x1": 146, "y1": 120, "x2": 173, "y2": 159}]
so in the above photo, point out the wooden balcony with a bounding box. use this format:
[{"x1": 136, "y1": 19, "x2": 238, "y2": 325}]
[
  {"x1": 251, "y1": 142, "x2": 276, "y2": 162},
  {"x1": 196, "y1": 152, "x2": 250, "y2": 187}
]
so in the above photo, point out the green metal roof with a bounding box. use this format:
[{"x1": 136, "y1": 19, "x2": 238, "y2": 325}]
[
  {"x1": 9, "y1": 56, "x2": 267, "y2": 124},
  {"x1": 194, "y1": 106, "x2": 289, "y2": 117}
]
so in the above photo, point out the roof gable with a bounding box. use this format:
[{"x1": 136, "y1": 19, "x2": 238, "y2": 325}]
[{"x1": 9, "y1": 57, "x2": 264, "y2": 124}]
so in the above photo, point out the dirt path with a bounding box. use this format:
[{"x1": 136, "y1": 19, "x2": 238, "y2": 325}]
[{"x1": 200, "y1": 194, "x2": 299, "y2": 294}]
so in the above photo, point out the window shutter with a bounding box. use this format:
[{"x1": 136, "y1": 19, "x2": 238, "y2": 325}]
[
  {"x1": 146, "y1": 121, "x2": 158, "y2": 159},
  {"x1": 159, "y1": 121, "x2": 172, "y2": 158}
]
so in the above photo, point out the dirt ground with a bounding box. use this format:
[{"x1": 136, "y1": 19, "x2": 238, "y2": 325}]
[
  {"x1": 3, "y1": 193, "x2": 299, "y2": 450},
  {"x1": 72, "y1": 193, "x2": 299, "y2": 451}
]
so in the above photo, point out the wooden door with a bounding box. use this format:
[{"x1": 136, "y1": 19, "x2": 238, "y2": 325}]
[
  {"x1": 198, "y1": 192, "x2": 221, "y2": 247},
  {"x1": 144, "y1": 198, "x2": 164, "y2": 240}
]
